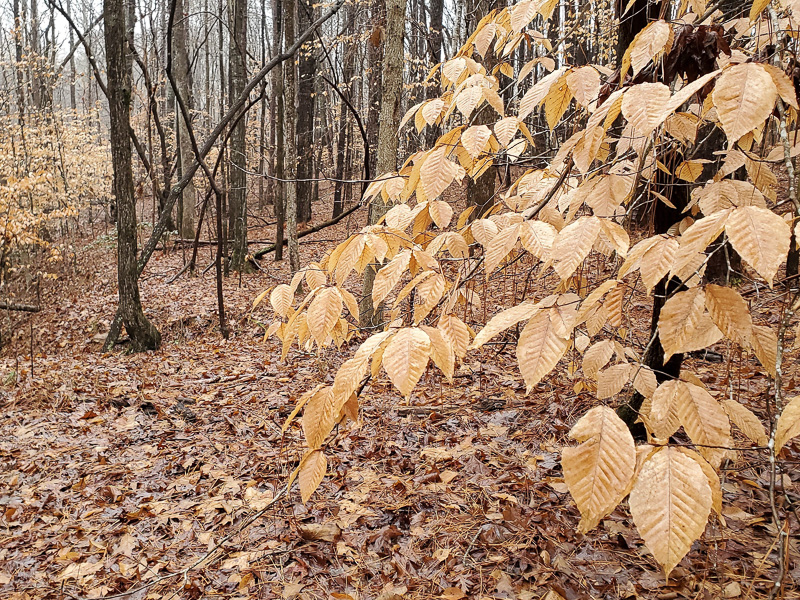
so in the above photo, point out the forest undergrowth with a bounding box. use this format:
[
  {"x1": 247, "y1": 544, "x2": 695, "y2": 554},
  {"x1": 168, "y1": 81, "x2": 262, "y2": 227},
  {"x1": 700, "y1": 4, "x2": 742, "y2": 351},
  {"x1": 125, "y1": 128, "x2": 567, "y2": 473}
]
[{"x1": 1, "y1": 189, "x2": 798, "y2": 600}]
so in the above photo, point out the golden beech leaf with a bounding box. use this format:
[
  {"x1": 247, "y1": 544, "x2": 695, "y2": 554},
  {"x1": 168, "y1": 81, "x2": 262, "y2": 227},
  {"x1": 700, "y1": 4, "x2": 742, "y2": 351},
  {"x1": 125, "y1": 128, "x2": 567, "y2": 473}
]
[
  {"x1": 520, "y1": 221, "x2": 557, "y2": 258},
  {"x1": 725, "y1": 206, "x2": 790, "y2": 286},
  {"x1": 628, "y1": 20, "x2": 671, "y2": 77},
  {"x1": 562, "y1": 406, "x2": 636, "y2": 533},
  {"x1": 751, "y1": 324, "x2": 777, "y2": 378},
  {"x1": 658, "y1": 288, "x2": 707, "y2": 360},
  {"x1": 494, "y1": 117, "x2": 519, "y2": 148},
  {"x1": 671, "y1": 209, "x2": 731, "y2": 283},
  {"x1": 420, "y1": 325, "x2": 455, "y2": 382},
  {"x1": 566, "y1": 66, "x2": 601, "y2": 110},
  {"x1": 763, "y1": 63, "x2": 799, "y2": 109},
  {"x1": 640, "y1": 237, "x2": 679, "y2": 294},
  {"x1": 750, "y1": 0, "x2": 769, "y2": 21},
  {"x1": 421, "y1": 98, "x2": 445, "y2": 125},
  {"x1": 582, "y1": 340, "x2": 614, "y2": 379},
  {"x1": 629, "y1": 447, "x2": 712, "y2": 579},
  {"x1": 704, "y1": 284, "x2": 753, "y2": 348},
  {"x1": 382, "y1": 328, "x2": 431, "y2": 398},
  {"x1": 455, "y1": 85, "x2": 483, "y2": 119},
  {"x1": 674, "y1": 160, "x2": 706, "y2": 182},
  {"x1": 596, "y1": 363, "x2": 633, "y2": 399},
  {"x1": 518, "y1": 67, "x2": 566, "y2": 120},
  {"x1": 722, "y1": 399, "x2": 768, "y2": 446},
  {"x1": 332, "y1": 331, "x2": 394, "y2": 409},
  {"x1": 420, "y1": 146, "x2": 459, "y2": 199},
  {"x1": 621, "y1": 83, "x2": 671, "y2": 136},
  {"x1": 605, "y1": 282, "x2": 625, "y2": 329},
  {"x1": 674, "y1": 380, "x2": 732, "y2": 468},
  {"x1": 413, "y1": 273, "x2": 446, "y2": 323},
  {"x1": 428, "y1": 200, "x2": 454, "y2": 229},
  {"x1": 632, "y1": 367, "x2": 658, "y2": 399},
  {"x1": 544, "y1": 74, "x2": 573, "y2": 129},
  {"x1": 485, "y1": 223, "x2": 521, "y2": 277},
  {"x1": 677, "y1": 448, "x2": 723, "y2": 516},
  {"x1": 334, "y1": 235, "x2": 367, "y2": 286},
  {"x1": 282, "y1": 384, "x2": 325, "y2": 433},
  {"x1": 471, "y1": 300, "x2": 542, "y2": 350},
  {"x1": 650, "y1": 380, "x2": 683, "y2": 440},
  {"x1": 340, "y1": 288, "x2": 359, "y2": 322},
  {"x1": 517, "y1": 309, "x2": 569, "y2": 393},
  {"x1": 775, "y1": 396, "x2": 800, "y2": 453},
  {"x1": 439, "y1": 314, "x2": 472, "y2": 358},
  {"x1": 712, "y1": 63, "x2": 777, "y2": 143},
  {"x1": 551, "y1": 216, "x2": 602, "y2": 281},
  {"x1": 461, "y1": 124, "x2": 492, "y2": 158},
  {"x1": 619, "y1": 236, "x2": 662, "y2": 279},
  {"x1": 306, "y1": 287, "x2": 343, "y2": 347},
  {"x1": 302, "y1": 387, "x2": 336, "y2": 449},
  {"x1": 470, "y1": 218, "x2": 500, "y2": 247},
  {"x1": 298, "y1": 450, "x2": 327, "y2": 503},
  {"x1": 270, "y1": 284, "x2": 294, "y2": 319},
  {"x1": 372, "y1": 250, "x2": 411, "y2": 306}
]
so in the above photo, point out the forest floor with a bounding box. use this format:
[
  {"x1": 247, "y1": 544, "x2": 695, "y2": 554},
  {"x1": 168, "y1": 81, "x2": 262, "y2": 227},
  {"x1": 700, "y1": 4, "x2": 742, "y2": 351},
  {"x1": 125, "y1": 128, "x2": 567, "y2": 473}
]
[{"x1": 1, "y1": 192, "x2": 799, "y2": 600}]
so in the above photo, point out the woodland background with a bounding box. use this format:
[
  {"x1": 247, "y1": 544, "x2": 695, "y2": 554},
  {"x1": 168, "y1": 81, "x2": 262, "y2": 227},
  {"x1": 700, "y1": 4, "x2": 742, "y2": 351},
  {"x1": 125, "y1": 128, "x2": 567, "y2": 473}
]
[{"x1": 0, "y1": 0, "x2": 799, "y2": 599}]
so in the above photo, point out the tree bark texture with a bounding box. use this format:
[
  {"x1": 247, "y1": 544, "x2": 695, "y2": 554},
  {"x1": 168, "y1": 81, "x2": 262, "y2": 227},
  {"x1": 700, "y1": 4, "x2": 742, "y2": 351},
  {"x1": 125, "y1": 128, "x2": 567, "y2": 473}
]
[
  {"x1": 103, "y1": 0, "x2": 161, "y2": 351},
  {"x1": 284, "y1": 0, "x2": 301, "y2": 273},
  {"x1": 296, "y1": 0, "x2": 316, "y2": 225},
  {"x1": 174, "y1": 0, "x2": 196, "y2": 239},
  {"x1": 228, "y1": 0, "x2": 249, "y2": 271}
]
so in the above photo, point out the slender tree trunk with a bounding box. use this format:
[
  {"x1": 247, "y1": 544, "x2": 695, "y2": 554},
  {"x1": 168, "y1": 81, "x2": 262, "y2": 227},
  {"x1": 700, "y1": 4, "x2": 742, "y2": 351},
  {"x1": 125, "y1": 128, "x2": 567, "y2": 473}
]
[
  {"x1": 273, "y1": 0, "x2": 286, "y2": 261},
  {"x1": 284, "y1": 0, "x2": 300, "y2": 272},
  {"x1": 227, "y1": 0, "x2": 249, "y2": 271},
  {"x1": 332, "y1": 17, "x2": 354, "y2": 218},
  {"x1": 174, "y1": 0, "x2": 196, "y2": 238},
  {"x1": 296, "y1": 0, "x2": 316, "y2": 225},
  {"x1": 360, "y1": 0, "x2": 406, "y2": 327},
  {"x1": 103, "y1": 0, "x2": 161, "y2": 351},
  {"x1": 365, "y1": 0, "x2": 385, "y2": 176},
  {"x1": 425, "y1": 0, "x2": 444, "y2": 148}
]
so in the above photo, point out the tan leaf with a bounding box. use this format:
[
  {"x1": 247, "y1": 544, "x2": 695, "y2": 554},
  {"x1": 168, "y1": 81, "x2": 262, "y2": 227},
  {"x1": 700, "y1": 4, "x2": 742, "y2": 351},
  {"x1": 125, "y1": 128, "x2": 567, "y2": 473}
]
[
  {"x1": 632, "y1": 366, "x2": 658, "y2": 398},
  {"x1": 677, "y1": 448, "x2": 723, "y2": 516},
  {"x1": 485, "y1": 224, "x2": 521, "y2": 277},
  {"x1": 671, "y1": 210, "x2": 731, "y2": 283},
  {"x1": 640, "y1": 237, "x2": 679, "y2": 294},
  {"x1": 629, "y1": 447, "x2": 712, "y2": 578},
  {"x1": 429, "y1": 200, "x2": 454, "y2": 229},
  {"x1": 471, "y1": 300, "x2": 541, "y2": 350},
  {"x1": 551, "y1": 216, "x2": 602, "y2": 280},
  {"x1": 438, "y1": 314, "x2": 471, "y2": 358},
  {"x1": 622, "y1": 83, "x2": 671, "y2": 135},
  {"x1": 420, "y1": 325, "x2": 455, "y2": 381},
  {"x1": 650, "y1": 380, "x2": 683, "y2": 439},
  {"x1": 520, "y1": 220, "x2": 557, "y2": 258},
  {"x1": 372, "y1": 250, "x2": 411, "y2": 306},
  {"x1": 712, "y1": 63, "x2": 777, "y2": 143},
  {"x1": 302, "y1": 387, "x2": 336, "y2": 449},
  {"x1": 420, "y1": 146, "x2": 459, "y2": 199},
  {"x1": 775, "y1": 396, "x2": 800, "y2": 453},
  {"x1": 470, "y1": 218, "x2": 500, "y2": 247},
  {"x1": 597, "y1": 363, "x2": 633, "y2": 399},
  {"x1": 675, "y1": 159, "x2": 707, "y2": 182},
  {"x1": 421, "y1": 98, "x2": 445, "y2": 125},
  {"x1": 455, "y1": 85, "x2": 483, "y2": 119},
  {"x1": 658, "y1": 288, "x2": 707, "y2": 360},
  {"x1": 763, "y1": 63, "x2": 799, "y2": 109},
  {"x1": 461, "y1": 125, "x2": 492, "y2": 158},
  {"x1": 582, "y1": 340, "x2": 615, "y2": 379},
  {"x1": 517, "y1": 309, "x2": 569, "y2": 393},
  {"x1": 674, "y1": 380, "x2": 732, "y2": 468},
  {"x1": 562, "y1": 406, "x2": 636, "y2": 533},
  {"x1": 566, "y1": 66, "x2": 601, "y2": 109},
  {"x1": 722, "y1": 399, "x2": 768, "y2": 446},
  {"x1": 382, "y1": 328, "x2": 431, "y2": 398},
  {"x1": 629, "y1": 20, "x2": 671, "y2": 77},
  {"x1": 298, "y1": 450, "x2": 327, "y2": 503},
  {"x1": 334, "y1": 235, "x2": 367, "y2": 286},
  {"x1": 704, "y1": 284, "x2": 753, "y2": 348},
  {"x1": 544, "y1": 74, "x2": 574, "y2": 129},
  {"x1": 494, "y1": 117, "x2": 519, "y2": 148},
  {"x1": 306, "y1": 287, "x2": 343, "y2": 347},
  {"x1": 518, "y1": 67, "x2": 566, "y2": 121},
  {"x1": 270, "y1": 284, "x2": 294, "y2": 319},
  {"x1": 751, "y1": 324, "x2": 777, "y2": 378},
  {"x1": 725, "y1": 206, "x2": 790, "y2": 286},
  {"x1": 413, "y1": 273, "x2": 446, "y2": 323}
]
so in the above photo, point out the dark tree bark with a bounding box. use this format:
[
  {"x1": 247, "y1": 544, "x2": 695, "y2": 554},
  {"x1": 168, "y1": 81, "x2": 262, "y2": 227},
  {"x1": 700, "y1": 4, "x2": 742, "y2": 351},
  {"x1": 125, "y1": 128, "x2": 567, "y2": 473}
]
[
  {"x1": 296, "y1": 0, "x2": 316, "y2": 225},
  {"x1": 285, "y1": 0, "x2": 301, "y2": 272},
  {"x1": 365, "y1": 0, "x2": 385, "y2": 176},
  {"x1": 174, "y1": 0, "x2": 196, "y2": 239},
  {"x1": 425, "y1": 0, "x2": 444, "y2": 148},
  {"x1": 333, "y1": 3, "x2": 355, "y2": 218},
  {"x1": 103, "y1": 0, "x2": 161, "y2": 351},
  {"x1": 228, "y1": 0, "x2": 249, "y2": 271},
  {"x1": 272, "y1": 0, "x2": 286, "y2": 261}
]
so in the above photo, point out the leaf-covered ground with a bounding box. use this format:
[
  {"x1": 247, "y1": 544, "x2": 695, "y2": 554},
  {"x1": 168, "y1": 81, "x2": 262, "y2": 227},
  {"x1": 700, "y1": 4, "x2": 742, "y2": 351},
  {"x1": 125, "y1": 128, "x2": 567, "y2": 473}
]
[{"x1": 1, "y1": 200, "x2": 799, "y2": 600}]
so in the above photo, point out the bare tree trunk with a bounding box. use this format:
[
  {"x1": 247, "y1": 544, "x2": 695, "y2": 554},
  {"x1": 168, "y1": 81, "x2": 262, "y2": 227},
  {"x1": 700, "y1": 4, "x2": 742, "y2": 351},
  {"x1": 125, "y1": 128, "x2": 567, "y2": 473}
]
[
  {"x1": 425, "y1": 0, "x2": 444, "y2": 148},
  {"x1": 273, "y1": 0, "x2": 286, "y2": 261},
  {"x1": 284, "y1": 0, "x2": 300, "y2": 272},
  {"x1": 228, "y1": 0, "x2": 249, "y2": 271},
  {"x1": 333, "y1": 10, "x2": 354, "y2": 218},
  {"x1": 361, "y1": 0, "x2": 406, "y2": 327},
  {"x1": 296, "y1": 0, "x2": 316, "y2": 225},
  {"x1": 174, "y1": 0, "x2": 196, "y2": 239},
  {"x1": 103, "y1": 0, "x2": 161, "y2": 351},
  {"x1": 365, "y1": 0, "x2": 385, "y2": 176}
]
